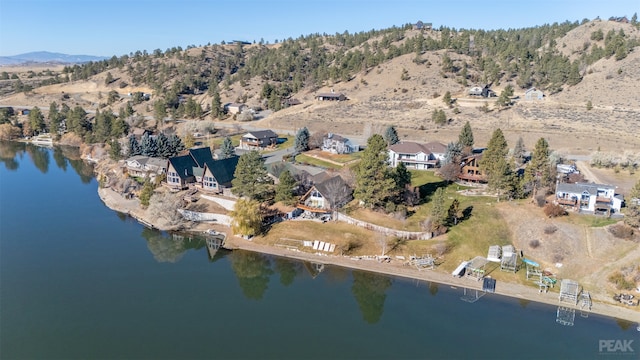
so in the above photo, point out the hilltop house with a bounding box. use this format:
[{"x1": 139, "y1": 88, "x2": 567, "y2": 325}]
[
  {"x1": 297, "y1": 175, "x2": 352, "y2": 218},
  {"x1": 524, "y1": 87, "x2": 544, "y2": 101},
  {"x1": 316, "y1": 92, "x2": 347, "y2": 101},
  {"x1": 388, "y1": 141, "x2": 442, "y2": 170},
  {"x1": 458, "y1": 154, "x2": 487, "y2": 183},
  {"x1": 555, "y1": 182, "x2": 623, "y2": 215},
  {"x1": 123, "y1": 155, "x2": 167, "y2": 181},
  {"x1": 166, "y1": 147, "x2": 238, "y2": 192},
  {"x1": 322, "y1": 133, "x2": 358, "y2": 154},
  {"x1": 469, "y1": 85, "x2": 496, "y2": 98},
  {"x1": 239, "y1": 130, "x2": 278, "y2": 150}
]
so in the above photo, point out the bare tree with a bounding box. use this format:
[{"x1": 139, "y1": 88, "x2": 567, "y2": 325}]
[
  {"x1": 309, "y1": 130, "x2": 327, "y2": 150},
  {"x1": 148, "y1": 191, "x2": 185, "y2": 226},
  {"x1": 320, "y1": 176, "x2": 353, "y2": 219},
  {"x1": 439, "y1": 162, "x2": 461, "y2": 183}
]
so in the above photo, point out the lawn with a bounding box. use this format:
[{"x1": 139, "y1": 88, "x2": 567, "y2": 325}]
[{"x1": 295, "y1": 154, "x2": 343, "y2": 170}]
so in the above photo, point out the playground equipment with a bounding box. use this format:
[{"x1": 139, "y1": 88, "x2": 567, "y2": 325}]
[
  {"x1": 559, "y1": 279, "x2": 581, "y2": 305},
  {"x1": 500, "y1": 245, "x2": 518, "y2": 273}
]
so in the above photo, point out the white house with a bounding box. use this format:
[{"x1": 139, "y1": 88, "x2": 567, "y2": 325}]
[
  {"x1": 322, "y1": 133, "x2": 358, "y2": 154},
  {"x1": 388, "y1": 142, "x2": 440, "y2": 169},
  {"x1": 555, "y1": 182, "x2": 623, "y2": 214},
  {"x1": 524, "y1": 87, "x2": 544, "y2": 101}
]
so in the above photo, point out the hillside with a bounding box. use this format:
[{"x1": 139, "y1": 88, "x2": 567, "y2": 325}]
[{"x1": 1, "y1": 19, "x2": 639, "y2": 152}]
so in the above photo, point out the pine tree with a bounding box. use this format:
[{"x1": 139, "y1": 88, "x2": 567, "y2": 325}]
[
  {"x1": 154, "y1": 99, "x2": 167, "y2": 122},
  {"x1": 220, "y1": 136, "x2": 235, "y2": 159},
  {"x1": 458, "y1": 121, "x2": 474, "y2": 149},
  {"x1": 211, "y1": 87, "x2": 222, "y2": 118},
  {"x1": 167, "y1": 134, "x2": 185, "y2": 157},
  {"x1": 156, "y1": 133, "x2": 171, "y2": 158},
  {"x1": 525, "y1": 137, "x2": 552, "y2": 195},
  {"x1": 480, "y1": 128, "x2": 509, "y2": 191},
  {"x1": 442, "y1": 91, "x2": 452, "y2": 107},
  {"x1": 443, "y1": 141, "x2": 463, "y2": 165},
  {"x1": 275, "y1": 170, "x2": 297, "y2": 205},
  {"x1": 28, "y1": 106, "x2": 45, "y2": 135},
  {"x1": 109, "y1": 139, "x2": 123, "y2": 160},
  {"x1": 294, "y1": 127, "x2": 310, "y2": 153},
  {"x1": 430, "y1": 187, "x2": 447, "y2": 232},
  {"x1": 383, "y1": 125, "x2": 399, "y2": 145},
  {"x1": 140, "y1": 132, "x2": 158, "y2": 157},
  {"x1": 513, "y1": 136, "x2": 526, "y2": 166},
  {"x1": 127, "y1": 135, "x2": 141, "y2": 156},
  {"x1": 231, "y1": 151, "x2": 273, "y2": 201},
  {"x1": 448, "y1": 199, "x2": 461, "y2": 225},
  {"x1": 354, "y1": 134, "x2": 397, "y2": 209}
]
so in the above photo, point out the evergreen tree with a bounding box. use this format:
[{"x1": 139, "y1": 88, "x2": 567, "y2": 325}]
[
  {"x1": 275, "y1": 170, "x2": 297, "y2": 205},
  {"x1": 109, "y1": 139, "x2": 123, "y2": 160},
  {"x1": 513, "y1": 136, "x2": 526, "y2": 166},
  {"x1": 48, "y1": 102, "x2": 62, "y2": 136},
  {"x1": 354, "y1": 134, "x2": 397, "y2": 209},
  {"x1": 211, "y1": 87, "x2": 222, "y2": 118},
  {"x1": 480, "y1": 128, "x2": 509, "y2": 190},
  {"x1": 383, "y1": 125, "x2": 399, "y2": 145},
  {"x1": 430, "y1": 187, "x2": 447, "y2": 232},
  {"x1": 167, "y1": 134, "x2": 185, "y2": 157},
  {"x1": 140, "y1": 132, "x2": 158, "y2": 157},
  {"x1": 105, "y1": 72, "x2": 113, "y2": 85},
  {"x1": 155, "y1": 133, "x2": 171, "y2": 158},
  {"x1": 524, "y1": 137, "x2": 553, "y2": 195},
  {"x1": 127, "y1": 134, "x2": 141, "y2": 156},
  {"x1": 232, "y1": 151, "x2": 273, "y2": 201},
  {"x1": 393, "y1": 162, "x2": 412, "y2": 191},
  {"x1": 154, "y1": 99, "x2": 167, "y2": 122},
  {"x1": 443, "y1": 141, "x2": 463, "y2": 165},
  {"x1": 447, "y1": 199, "x2": 461, "y2": 225},
  {"x1": 139, "y1": 179, "x2": 154, "y2": 208},
  {"x1": 432, "y1": 109, "x2": 447, "y2": 125},
  {"x1": 28, "y1": 106, "x2": 45, "y2": 135},
  {"x1": 442, "y1": 91, "x2": 452, "y2": 107},
  {"x1": 458, "y1": 121, "x2": 474, "y2": 150},
  {"x1": 294, "y1": 127, "x2": 310, "y2": 153},
  {"x1": 220, "y1": 136, "x2": 235, "y2": 159}
]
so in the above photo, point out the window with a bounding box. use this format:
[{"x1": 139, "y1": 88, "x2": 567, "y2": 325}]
[
  {"x1": 168, "y1": 171, "x2": 180, "y2": 184},
  {"x1": 203, "y1": 176, "x2": 217, "y2": 189}
]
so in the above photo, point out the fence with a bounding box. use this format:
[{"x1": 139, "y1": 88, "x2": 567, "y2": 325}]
[{"x1": 336, "y1": 213, "x2": 432, "y2": 240}]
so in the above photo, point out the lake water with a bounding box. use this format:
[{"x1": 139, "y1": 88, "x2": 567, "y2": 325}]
[{"x1": 1, "y1": 142, "x2": 638, "y2": 360}]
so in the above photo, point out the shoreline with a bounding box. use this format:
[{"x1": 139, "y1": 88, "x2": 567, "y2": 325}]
[{"x1": 97, "y1": 187, "x2": 640, "y2": 324}]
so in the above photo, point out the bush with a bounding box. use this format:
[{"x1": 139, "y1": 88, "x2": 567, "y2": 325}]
[
  {"x1": 529, "y1": 239, "x2": 541, "y2": 248},
  {"x1": 608, "y1": 223, "x2": 635, "y2": 239},
  {"x1": 544, "y1": 203, "x2": 567, "y2": 218},
  {"x1": 608, "y1": 271, "x2": 636, "y2": 290},
  {"x1": 535, "y1": 194, "x2": 546, "y2": 207},
  {"x1": 544, "y1": 225, "x2": 558, "y2": 234}
]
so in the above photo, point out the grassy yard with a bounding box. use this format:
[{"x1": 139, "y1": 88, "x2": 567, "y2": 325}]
[
  {"x1": 209, "y1": 134, "x2": 243, "y2": 147},
  {"x1": 294, "y1": 154, "x2": 343, "y2": 170},
  {"x1": 561, "y1": 213, "x2": 618, "y2": 227}
]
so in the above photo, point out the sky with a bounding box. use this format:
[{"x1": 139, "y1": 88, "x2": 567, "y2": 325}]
[{"x1": 0, "y1": 0, "x2": 638, "y2": 57}]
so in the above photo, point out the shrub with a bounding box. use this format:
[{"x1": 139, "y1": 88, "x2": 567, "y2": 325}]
[
  {"x1": 543, "y1": 225, "x2": 558, "y2": 234},
  {"x1": 529, "y1": 239, "x2": 541, "y2": 249},
  {"x1": 608, "y1": 223, "x2": 634, "y2": 239},
  {"x1": 535, "y1": 194, "x2": 546, "y2": 207},
  {"x1": 608, "y1": 271, "x2": 636, "y2": 290},
  {"x1": 544, "y1": 203, "x2": 567, "y2": 217}
]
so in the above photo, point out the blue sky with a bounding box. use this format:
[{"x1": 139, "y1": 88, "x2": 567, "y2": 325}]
[{"x1": 0, "y1": 0, "x2": 637, "y2": 57}]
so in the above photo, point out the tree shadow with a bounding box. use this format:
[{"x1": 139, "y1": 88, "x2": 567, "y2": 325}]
[
  {"x1": 461, "y1": 206, "x2": 474, "y2": 222},
  {"x1": 418, "y1": 180, "x2": 449, "y2": 204}
]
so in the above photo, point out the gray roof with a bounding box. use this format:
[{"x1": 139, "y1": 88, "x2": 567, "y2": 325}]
[
  {"x1": 245, "y1": 130, "x2": 278, "y2": 140},
  {"x1": 388, "y1": 141, "x2": 431, "y2": 155},
  {"x1": 423, "y1": 141, "x2": 447, "y2": 154},
  {"x1": 556, "y1": 182, "x2": 615, "y2": 195}
]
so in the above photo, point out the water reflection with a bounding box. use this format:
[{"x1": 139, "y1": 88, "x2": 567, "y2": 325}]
[
  {"x1": 0, "y1": 141, "x2": 93, "y2": 182},
  {"x1": 228, "y1": 250, "x2": 274, "y2": 300},
  {"x1": 141, "y1": 228, "x2": 205, "y2": 263},
  {"x1": 351, "y1": 270, "x2": 392, "y2": 324},
  {"x1": 274, "y1": 258, "x2": 302, "y2": 286}
]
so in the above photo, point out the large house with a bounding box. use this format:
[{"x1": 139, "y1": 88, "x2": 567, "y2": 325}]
[
  {"x1": 322, "y1": 133, "x2": 358, "y2": 154},
  {"x1": 124, "y1": 155, "x2": 167, "y2": 180},
  {"x1": 555, "y1": 182, "x2": 623, "y2": 214},
  {"x1": 239, "y1": 130, "x2": 278, "y2": 149},
  {"x1": 458, "y1": 154, "x2": 487, "y2": 183},
  {"x1": 166, "y1": 147, "x2": 238, "y2": 192},
  {"x1": 388, "y1": 142, "x2": 442, "y2": 170},
  {"x1": 297, "y1": 175, "x2": 352, "y2": 218}
]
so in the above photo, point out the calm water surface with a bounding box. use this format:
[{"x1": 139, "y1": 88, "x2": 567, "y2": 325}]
[{"x1": 0, "y1": 142, "x2": 638, "y2": 360}]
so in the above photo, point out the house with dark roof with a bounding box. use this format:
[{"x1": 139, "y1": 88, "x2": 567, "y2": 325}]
[
  {"x1": 296, "y1": 175, "x2": 352, "y2": 217},
  {"x1": 469, "y1": 85, "x2": 496, "y2": 98},
  {"x1": 166, "y1": 147, "x2": 238, "y2": 191},
  {"x1": 198, "y1": 156, "x2": 240, "y2": 194},
  {"x1": 322, "y1": 133, "x2": 359, "y2": 154},
  {"x1": 316, "y1": 92, "x2": 347, "y2": 101},
  {"x1": 388, "y1": 141, "x2": 441, "y2": 170},
  {"x1": 239, "y1": 130, "x2": 278, "y2": 149},
  {"x1": 555, "y1": 182, "x2": 622, "y2": 214}
]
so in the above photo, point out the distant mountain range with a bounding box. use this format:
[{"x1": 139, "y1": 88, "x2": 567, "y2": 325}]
[{"x1": 0, "y1": 51, "x2": 109, "y2": 66}]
